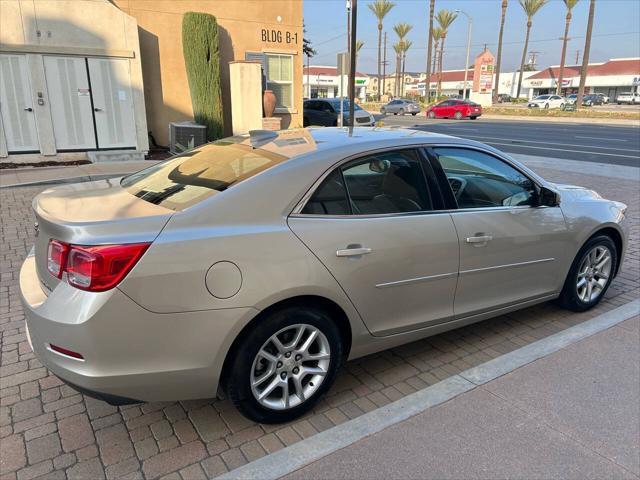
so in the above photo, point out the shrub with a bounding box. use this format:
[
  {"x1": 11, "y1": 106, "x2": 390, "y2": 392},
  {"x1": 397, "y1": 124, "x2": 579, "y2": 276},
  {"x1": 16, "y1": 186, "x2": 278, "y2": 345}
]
[{"x1": 182, "y1": 12, "x2": 223, "y2": 140}]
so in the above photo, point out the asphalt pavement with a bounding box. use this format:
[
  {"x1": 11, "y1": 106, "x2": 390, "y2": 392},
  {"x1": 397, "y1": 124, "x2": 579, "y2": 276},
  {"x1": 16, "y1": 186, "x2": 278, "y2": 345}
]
[{"x1": 379, "y1": 115, "x2": 640, "y2": 167}]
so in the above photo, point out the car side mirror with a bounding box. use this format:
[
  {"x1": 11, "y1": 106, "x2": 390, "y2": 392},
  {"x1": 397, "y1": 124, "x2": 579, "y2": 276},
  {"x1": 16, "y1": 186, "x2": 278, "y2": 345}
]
[{"x1": 538, "y1": 186, "x2": 560, "y2": 207}]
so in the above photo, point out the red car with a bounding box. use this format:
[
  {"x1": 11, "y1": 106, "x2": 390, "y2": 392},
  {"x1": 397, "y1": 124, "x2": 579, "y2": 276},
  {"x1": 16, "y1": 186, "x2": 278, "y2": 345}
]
[{"x1": 426, "y1": 99, "x2": 482, "y2": 120}]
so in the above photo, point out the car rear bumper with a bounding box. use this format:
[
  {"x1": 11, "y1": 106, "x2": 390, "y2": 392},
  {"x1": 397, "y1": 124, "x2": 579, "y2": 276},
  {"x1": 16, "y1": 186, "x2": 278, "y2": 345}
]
[{"x1": 20, "y1": 253, "x2": 258, "y2": 402}]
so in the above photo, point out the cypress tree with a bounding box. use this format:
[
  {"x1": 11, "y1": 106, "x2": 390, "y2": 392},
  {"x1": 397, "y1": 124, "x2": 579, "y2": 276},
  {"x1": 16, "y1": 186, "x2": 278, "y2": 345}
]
[{"x1": 182, "y1": 12, "x2": 223, "y2": 140}]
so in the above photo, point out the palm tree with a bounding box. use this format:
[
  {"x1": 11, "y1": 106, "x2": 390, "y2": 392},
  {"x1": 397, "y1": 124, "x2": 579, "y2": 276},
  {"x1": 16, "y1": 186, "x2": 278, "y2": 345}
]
[
  {"x1": 516, "y1": 0, "x2": 547, "y2": 98},
  {"x1": 435, "y1": 9, "x2": 458, "y2": 97},
  {"x1": 393, "y1": 23, "x2": 413, "y2": 97},
  {"x1": 393, "y1": 41, "x2": 403, "y2": 97},
  {"x1": 576, "y1": 0, "x2": 595, "y2": 107},
  {"x1": 493, "y1": 1, "x2": 509, "y2": 104},
  {"x1": 431, "y1": 26, "x2": 443, "y2": 83},
  {"x1": 368, "y1": 0, "x2": 395, "y2": 100},
  {"x1": 401, "y1": 40, "x2": 413, "y2": 97},
  {"x1": 556, "y1": 0, "x2": 579, "y2": 95},
  {"x1": 425, "y1": 0, "x2": 436, "y2": 103},
  {"x1": 355, "y1": 40, "x2": 365, "y2": 56}
]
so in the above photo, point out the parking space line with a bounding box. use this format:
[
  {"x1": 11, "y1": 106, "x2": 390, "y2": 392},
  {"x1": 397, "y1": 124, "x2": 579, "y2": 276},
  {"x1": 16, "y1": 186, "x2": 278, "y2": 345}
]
[
  {"x1": 575, "y1": 135, "x2": 628, "y2": 142},
  {"x1": 216, "y1": 298, "x2": 640, "y2": 480}
]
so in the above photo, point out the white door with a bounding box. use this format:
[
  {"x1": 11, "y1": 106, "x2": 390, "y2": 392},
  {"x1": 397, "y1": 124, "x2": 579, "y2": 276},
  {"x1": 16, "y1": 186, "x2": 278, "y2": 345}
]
[
  {"x1": 88, "y1": 58, "x2": 136, "y2": 149},
  {"x1": 43, "y1": 56, "x2": 96, "y2": 150},
  {"x1": 0, "y1": 54, "x2": 39, "y2": 152}
]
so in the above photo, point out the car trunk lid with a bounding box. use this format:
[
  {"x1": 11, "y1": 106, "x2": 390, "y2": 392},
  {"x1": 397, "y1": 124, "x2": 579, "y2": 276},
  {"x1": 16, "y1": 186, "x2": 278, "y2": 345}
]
[{"x1": 33, "y1": 179, "x2": 174, "y2": 292}]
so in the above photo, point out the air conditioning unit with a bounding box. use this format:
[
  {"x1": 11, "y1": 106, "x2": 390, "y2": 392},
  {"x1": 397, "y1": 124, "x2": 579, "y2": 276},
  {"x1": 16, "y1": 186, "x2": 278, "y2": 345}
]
[{"x1": 168, "y1": 121, "x2": 207, "y2": 154}]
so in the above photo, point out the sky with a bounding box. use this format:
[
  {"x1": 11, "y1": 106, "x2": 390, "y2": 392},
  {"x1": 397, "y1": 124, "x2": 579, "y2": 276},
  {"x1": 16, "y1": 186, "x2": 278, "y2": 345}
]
[{"x1": 303, "y1": 0, "x2": 640, "y2": 74}]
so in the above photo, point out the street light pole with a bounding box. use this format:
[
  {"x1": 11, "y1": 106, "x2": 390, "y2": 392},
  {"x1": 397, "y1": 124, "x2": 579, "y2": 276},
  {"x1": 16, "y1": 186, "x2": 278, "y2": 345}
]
[{"x1": 456, "y1": 9, "x2": 472, "y2": 100}]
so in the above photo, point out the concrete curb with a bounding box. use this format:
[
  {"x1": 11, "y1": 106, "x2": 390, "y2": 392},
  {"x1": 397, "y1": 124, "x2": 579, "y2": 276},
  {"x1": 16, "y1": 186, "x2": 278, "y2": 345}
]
[
  {"x1": 217, "y1": 298, "x2": 640, "y2": 480},
  {"x1": 0, "y1": 173, "x2": 128, "y2": 189}
]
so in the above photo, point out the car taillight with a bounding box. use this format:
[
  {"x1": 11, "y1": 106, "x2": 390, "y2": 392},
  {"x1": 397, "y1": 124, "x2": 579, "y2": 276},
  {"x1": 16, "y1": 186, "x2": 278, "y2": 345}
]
[
  {"x1": 46, "y1": 239, "x2": 150, "y2": 292},
  {"x1": 47, "y1": 240, "x2": 68, "y2": 278}
]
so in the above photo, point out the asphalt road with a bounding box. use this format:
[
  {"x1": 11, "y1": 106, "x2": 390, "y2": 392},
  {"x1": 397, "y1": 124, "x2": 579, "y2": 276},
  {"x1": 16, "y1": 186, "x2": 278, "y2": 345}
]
[{"x1": 379, "y1": 115, "x2": 640, "y2": 167}]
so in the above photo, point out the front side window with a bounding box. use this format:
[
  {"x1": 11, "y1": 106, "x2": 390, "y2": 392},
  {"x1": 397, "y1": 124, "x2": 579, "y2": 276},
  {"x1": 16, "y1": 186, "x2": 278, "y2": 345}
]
[
  {"x1": 433, "y1": 148, "x2": 537, "y2": 209},
  {"x1": 301, "y1": 150, "x2": 432, "y2": 215},
  {"x1": 266, "y1": 54, "x2": 293, "y2": 108}
]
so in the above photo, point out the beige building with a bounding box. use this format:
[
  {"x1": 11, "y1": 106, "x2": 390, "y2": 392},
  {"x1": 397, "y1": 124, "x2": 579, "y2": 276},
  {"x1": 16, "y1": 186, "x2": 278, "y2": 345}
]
[
  {"x1": 0, "y1": 0, "x2": 148, "y2": 162},
  {"x1": 113, "y1": 0, "x2": 304, "y2": 145},
  {"x1": 0, "y1": 0, "x2": 303, "y2": 161}
]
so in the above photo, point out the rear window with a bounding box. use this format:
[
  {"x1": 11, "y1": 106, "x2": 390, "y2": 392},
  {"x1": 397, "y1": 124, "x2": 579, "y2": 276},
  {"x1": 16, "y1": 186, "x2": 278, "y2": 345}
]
[{"x1": 121, "y1": 141, "x2": 287, "y2": 210}]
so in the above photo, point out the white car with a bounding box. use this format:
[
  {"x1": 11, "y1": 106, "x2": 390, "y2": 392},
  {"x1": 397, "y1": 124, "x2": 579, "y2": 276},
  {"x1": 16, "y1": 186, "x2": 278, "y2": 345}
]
[
  {"x1": 528, "y1": 95, "x2": 566, "y2": 110},
  {"x1": 616, "y1": 92, "x2": 640, "y2": 105}
]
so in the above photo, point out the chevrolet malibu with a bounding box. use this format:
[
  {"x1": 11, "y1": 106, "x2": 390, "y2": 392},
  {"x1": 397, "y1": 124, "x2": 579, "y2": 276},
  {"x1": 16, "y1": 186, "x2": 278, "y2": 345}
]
[{"x1": 20, "y1": 128, "x2": 627, "y2": 423}]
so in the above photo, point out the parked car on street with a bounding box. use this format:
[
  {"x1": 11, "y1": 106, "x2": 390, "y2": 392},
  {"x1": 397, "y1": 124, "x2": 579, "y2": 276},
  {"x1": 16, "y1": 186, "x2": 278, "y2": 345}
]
[
  {"x1": 594, "y1": 93, "x2": 609, "y2": 104},
  {"x1": 426, "y1": 99, "x2": 482, "y2": 119},
  {"x1": 527, "y1": 94, "x2": 566, "y2": 110},
  {"x1": 380, "y1": 99, "x2": 421, "y2": 116},
  {"x1": 20, "y1": 128, "x2": 627, "y2": 423},
  {"x1": 581, "y1": 94, "x2": 604, "y2": 107},
  {"x1": 566, "y1": 94, "x2": 578, "y2": 105},
  {"x1": 303, "y1": 98, "x2": 375, "y2": 127},
  {"x1": 616, "y1": 91, "x2": 640, "y2": 105},
  {"x1": 496, "y1": 94, "x2": 512, "y2": 103}
]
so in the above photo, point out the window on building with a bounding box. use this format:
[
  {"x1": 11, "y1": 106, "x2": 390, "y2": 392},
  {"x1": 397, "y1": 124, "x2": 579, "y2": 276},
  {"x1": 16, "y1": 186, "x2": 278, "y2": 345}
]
[{"x1": 266, "y1": 54, "x2": 293, "y2": 109}]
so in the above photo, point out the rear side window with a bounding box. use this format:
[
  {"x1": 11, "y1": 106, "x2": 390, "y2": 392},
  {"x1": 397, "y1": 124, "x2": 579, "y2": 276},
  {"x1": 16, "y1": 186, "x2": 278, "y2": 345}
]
[
  {"x1": 122, "y1": 142, "x2": 286, "y2": 211},
  {"x1": 301, "y1": 150, "x2": 432, "y2": 215}
]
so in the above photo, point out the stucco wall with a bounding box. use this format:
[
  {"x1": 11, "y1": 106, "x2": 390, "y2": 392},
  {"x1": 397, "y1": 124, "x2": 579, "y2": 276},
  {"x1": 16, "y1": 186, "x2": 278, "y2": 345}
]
[
  {"x1": 113, "y1": 0, "x2": 304, "y2": 145},
  {"x1": 0, "y1": 0, "x2": 148, "y2": 156}
]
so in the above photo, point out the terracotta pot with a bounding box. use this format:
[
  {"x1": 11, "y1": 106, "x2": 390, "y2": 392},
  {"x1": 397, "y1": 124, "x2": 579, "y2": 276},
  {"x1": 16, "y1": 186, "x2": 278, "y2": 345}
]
[{"x1": 263, "y1": 90, "x2": 277, "y2": 118}]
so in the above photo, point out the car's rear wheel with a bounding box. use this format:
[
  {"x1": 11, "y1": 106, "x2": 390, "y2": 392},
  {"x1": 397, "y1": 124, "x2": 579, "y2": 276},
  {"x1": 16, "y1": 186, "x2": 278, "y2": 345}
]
[
  {"x1": 411, "y1": 113, "x2": 417, "y2": 116},
  {"x1": 470, "y1": 116, "x2": 478, "y2": 120},
  {"x1": 303, "y1": 117, "x2": 309, "y2": 127},
  {"x1": 544, "y1": 103, "x2": 550, "y2": 109},
  {"x1": 454, "y1": 111, "x2": 463, "y2": 120},
  {"x1": 226, "y1": 306, "x2": 343, "y2": 423},
  {"x1": 557, "y1": 235, "x2": 617, "y2": 312},
  {"x1": 560, "y1": 103, "x2": 566, "y2": 111},
  {"x1": 380, "y1": 107, "x2": 386, "y2": 115}
]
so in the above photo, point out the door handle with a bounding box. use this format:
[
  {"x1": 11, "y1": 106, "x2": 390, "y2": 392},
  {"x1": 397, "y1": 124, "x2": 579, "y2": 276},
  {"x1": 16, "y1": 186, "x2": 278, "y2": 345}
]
[
  {"x1": 24, "y1": 107, "x2": 33, "y2": 112},
  {"x1": 94, "y1": 108, "x2": 102, "y2": 112},
  {"x1": 336, "y1": 246, "x2": 372, "y2": 257},
  {"x1": 465, "y1": 235, "x2": 493, "y2": 244}
]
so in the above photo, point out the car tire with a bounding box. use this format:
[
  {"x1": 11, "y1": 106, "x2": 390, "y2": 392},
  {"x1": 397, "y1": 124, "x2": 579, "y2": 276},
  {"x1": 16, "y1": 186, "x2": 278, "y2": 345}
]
[
  {"x1": 544, "y1": 103, "x2": 550, "y2": 109},
  {"x1": 225, "y1": 306, "x2": 343, "y2": 424},
  {"x1": 411, "y1": 113, "x2": 417, "y2": 116},
  {"x1": 303, "y1": 117, "x2": 309, "y2": 127},
  {"x1": 560, "y1": 103, "x2": 566, "y2": 111},
  {"x1": 470, "y1": 116, "x2": 478, "y2": 120},
  {"x1": 399, "y1": 108, "x2": 405, "y2": 115},
  {"x1": 557, "y1": 235, "x2": 617, "y2": 312},
  {"x1": 428, "y1": 111, "x2": 436, "y2": 119},
  {"x1": 380, "y1": 108, "x2": 386, "y2": 115},
  {"x1": 454, "y1": 111, "x2": 463, "y2": 120}
]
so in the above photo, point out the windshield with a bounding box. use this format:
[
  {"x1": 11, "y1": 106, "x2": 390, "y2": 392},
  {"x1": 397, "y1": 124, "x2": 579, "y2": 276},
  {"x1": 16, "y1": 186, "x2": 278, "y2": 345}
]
[
  {"x1": 535, "y1": 95, "x2": 550, "y2": 100},
  {"x1": 121, "y1": 142, "x2": 287, "y2": 210}
]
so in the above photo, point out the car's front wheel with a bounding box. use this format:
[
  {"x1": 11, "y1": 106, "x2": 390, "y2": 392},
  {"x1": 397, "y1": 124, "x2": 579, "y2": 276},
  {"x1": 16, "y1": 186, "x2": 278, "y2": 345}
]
[
  {"x1": 380, "y1": 107, "x2": 386, "y2": 115},
  {"x1": 558, "y1": 235, "x2": 617, "y2": 312},
  {"x1": 226, "y1": 306, "x2": 343, "y2": 423}
]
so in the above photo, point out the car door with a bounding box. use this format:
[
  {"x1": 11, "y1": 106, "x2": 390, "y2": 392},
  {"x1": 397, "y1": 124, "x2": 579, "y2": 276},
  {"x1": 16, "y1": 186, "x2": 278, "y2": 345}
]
[
  {"x1": 288, "y1": 148, "x2": 459, "y2": 336},
  {"x1": 429, "y1": 146, "x2": 570, "y2": 318}
]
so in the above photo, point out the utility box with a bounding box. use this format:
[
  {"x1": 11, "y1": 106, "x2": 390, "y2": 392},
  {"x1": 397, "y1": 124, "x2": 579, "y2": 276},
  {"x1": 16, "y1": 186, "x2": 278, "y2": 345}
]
[{"x1": 229, "y1": 61, "x2": 263, "y2": 135}]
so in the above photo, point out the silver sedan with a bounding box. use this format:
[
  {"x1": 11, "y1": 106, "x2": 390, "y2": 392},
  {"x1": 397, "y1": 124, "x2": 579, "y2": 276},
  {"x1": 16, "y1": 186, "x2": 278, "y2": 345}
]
[
  {"x1": 20, "y1": 127, "x2": 627, "y2": 423},
  {"x1": 380, "y1": 99, "x2": 421, "y2": 116}
]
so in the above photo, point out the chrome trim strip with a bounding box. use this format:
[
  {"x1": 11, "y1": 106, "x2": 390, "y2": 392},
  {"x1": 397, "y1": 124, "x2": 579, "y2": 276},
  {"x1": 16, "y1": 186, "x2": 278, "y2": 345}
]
[
  {"x1": 460, "y1": 257, "x2": 555, "y2": 276},
  {"x1": 376, "y1": 271, "x2": 458, "y2": 289}
]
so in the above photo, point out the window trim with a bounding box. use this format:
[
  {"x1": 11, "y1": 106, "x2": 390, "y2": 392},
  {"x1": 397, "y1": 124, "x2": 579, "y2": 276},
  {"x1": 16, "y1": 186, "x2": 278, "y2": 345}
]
[
  {"x1": 425, "y1": 145, "x2": 545, "y2": 212},
  {"x1": 265, "y1": 52, "x2": 294, "y2": 110},
  {"x1": 291, "y1": 146, "x2": 443, "y2": 218}
]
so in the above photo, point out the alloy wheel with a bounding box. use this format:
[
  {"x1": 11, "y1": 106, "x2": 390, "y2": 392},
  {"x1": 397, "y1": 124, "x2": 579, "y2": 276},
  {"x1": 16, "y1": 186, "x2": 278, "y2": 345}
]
[
  {"x1": 250, "y1": 324, "x2": 331, "y2": 410},
  {"x1": 576, "y1": 245, "x2": 612, "y2": 303}
]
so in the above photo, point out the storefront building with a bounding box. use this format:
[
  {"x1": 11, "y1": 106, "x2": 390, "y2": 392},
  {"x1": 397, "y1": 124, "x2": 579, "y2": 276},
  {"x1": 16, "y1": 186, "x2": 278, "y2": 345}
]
[
  {"x1": 303, "y1": 66, "x2": 369, "y2": 100},
  {"x1": 1, "y1": 0, "x2": 148, "y2": 162},
  {"x1": 523, "y1": 58, "x2": 640, "y2": 99}
]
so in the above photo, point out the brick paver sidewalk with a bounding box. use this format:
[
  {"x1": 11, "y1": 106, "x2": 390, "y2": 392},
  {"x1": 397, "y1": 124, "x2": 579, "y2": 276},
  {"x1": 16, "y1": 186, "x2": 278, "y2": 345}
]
[{"x1": 1, "y1": 165, "x2": 638, "y2": 480}]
